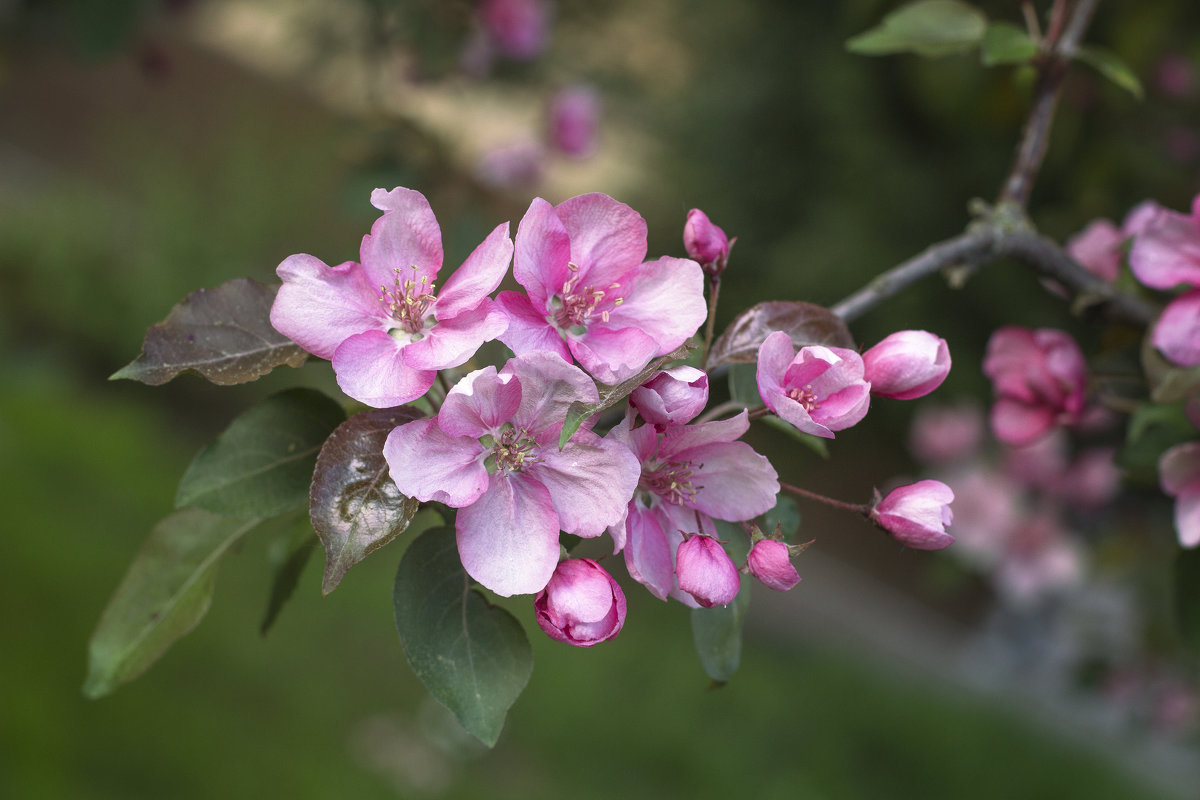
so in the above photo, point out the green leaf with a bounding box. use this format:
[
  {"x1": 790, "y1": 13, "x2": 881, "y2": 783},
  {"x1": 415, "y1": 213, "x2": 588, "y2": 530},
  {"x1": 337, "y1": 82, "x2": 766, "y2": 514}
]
[
  {"x1": 1077, "y1": 46, "x2": 1144, "y2": 100},
  {"x1": 111, "y1": 279, "x2": 308, "y2": 386},
  {"x1": 1116, "y1": 401, "x2": 1197, "y2": 484},
  {"x1": 708, "y1": 301, "x2": 855, "y2": 369},
  {"x1": 980, "y1": 22, "x2": 1038, "y2": 66},
  {"x1": 846, "y1": 0, "x2": 987, "y2": 58},
  {"x1": 84, "y1": 510, "x2": 259, "y2": 698},
  {"x1": 1173, "y1": 548, "x2": 1200, "y2": 656},
  {"x1": 260, "y1": 518, "x2": 317, "y2": 636},
  {"x1": 310, "y1": 407, "x2": 424, "y2": 595},
  {"x1": 1143, "y1": 332, "x2": 1200, "y2": 403},
  {"x1": 393, "y1": 526, "x2": 533, "y2": 747},
  {"x1": 764, "y1": 495, "x2": 802, "y2": 539},
  {"x1": 176, "y1": 389, "x2": 345, "y2": 518},
  {"x1": 690, "y1": 581, "x2": 751, "y2": 683},
  {"x1": 558, "y1": 343, "x2": 693, "y2": 449}
]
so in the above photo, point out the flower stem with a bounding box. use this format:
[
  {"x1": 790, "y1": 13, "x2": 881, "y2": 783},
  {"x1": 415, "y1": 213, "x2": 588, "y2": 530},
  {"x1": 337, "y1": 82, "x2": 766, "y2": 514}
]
[
  {"x1": 780, "y1": 481, "x2": 868, "y2": 516},
  {"x1": 700, "y1": 275, "x2": 721, "y2": 371}
]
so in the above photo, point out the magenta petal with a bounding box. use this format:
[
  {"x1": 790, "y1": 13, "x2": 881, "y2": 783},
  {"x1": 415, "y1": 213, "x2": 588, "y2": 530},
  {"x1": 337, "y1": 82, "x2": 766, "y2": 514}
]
[
  {"x1": 1153, "y1": 290, "x2": 1200, "y2": 366},
  {"x1": 603, "y1": 256, "x2": 707, "y2": 350},
  {"x1": 684, "y1": 441, "x2": 779, "y2": 521},
  {"x1": 456, "y1": 475, "x2": 560, "y2": 596},
  {"x1": 272, "y1": 255, "x2": 385, "y2": 359},
  {"x1": 568, "y1": 325, "x2": 660, "y2": 384},
  {"x1": 991, "y1": 397, "x2": 1056, "y2": 446},
  {"x1": 774, "y1": 397, "x2": 832, "y2": 438},
  {"x1": 383, "y1": 419, "x2": 489, "y2": 507},
  {"x1": 514, "y1": 197, "x2": 572, "y2": 309},
  {"x1": 438, "y1": 366, "x2": 522, "y2": 438},
  {"x1": 332, "y1": 330, "x2": 436, "y2": 408},
  {"x1": 623, "y1": 505, "x2": 676, "y2": 601},
  {"x1": 756, "y1": 331, "x2": 794, "y2": 412},
  {"x1": 495, "y1": 291, "x2": 571, "y2": 362},
  {"x1": 1130, "y1": 208, "x2": 1200, "y2": 290},
  {"x1": 533, "y1": 430, "x2": 640, "y2": 536},
  {"x1": 747, "y1": 539, "x2": 801, "y2": 592},
  {"x1": 362, "y1": 187, "x2": 444, "y2": 289},
  {"x1": 676, "y1": 535, "x2": 740, "y2": 608},
  {"x1": 555, "y1": 193, "x2": 648, "y2": 289},
  {"x1": 812, "y1": 383, "x2": 871, "y2": 431},
  {"x1": 435, "y1": 222, "x2": 513, "y2": 319},
  {"x1": 402, "y1": 301, "x2": 509, "y2": 370}
]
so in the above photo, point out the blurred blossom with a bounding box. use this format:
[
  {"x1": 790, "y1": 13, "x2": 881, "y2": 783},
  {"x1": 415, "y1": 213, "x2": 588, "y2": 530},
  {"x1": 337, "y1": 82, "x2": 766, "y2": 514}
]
[
  {"x1": 862, "y1": 329, "x2": 951, "y2": 400},
  {"x1": 908, "y1": 401, "x2": 985, "y2": 465},
  {"x1": 1055, "y1": 447, "x2": 1122, "y2": 511},
  {"x1": 940, "y1": 468, "x2": 1021, "y2": 568},
  {"x1": 1129, "y1": 194, "x2": 1200, "y2": 290},
  {"x1": 1152, "y1": 290, "x2": 1200, "y2": 367},
  {"x1": 982, "y1": 326, "x2": 1087, "y2": 446},
  {"x1": 478, "y1": 0, "x2": 551, "y2": 61},
  {"x1": 994, "y1": 511, "x2": 1084, "y2": 605},
  {"x1": 1164, "y1": 125, "x2": 1200, "y2": 165},
  {"x1": 1004, "y1": 431, "x2": 1069, "y2": 490},
  {"x1": 1159, "y1": 441, "x2": 1200, "y2": 548},
  {"x1": 1066, "y1": 219, "x2": 1123, "y2": 282},
  {"x1": 1122, "y1": 200, "x2": 1165, "y2": 238},
  {"x1": 548, "y1": 85, "x2": 601, "y2": 158},
  {"x1": 1155, "y1": 53, "x2": 1198, "y2": 99},
  {"x1": 1153, "y1": 677, "x2": 1200, "y2": 735},
  {"x1": 475, "y1": 140, "x2": 545, "y2": 189}
]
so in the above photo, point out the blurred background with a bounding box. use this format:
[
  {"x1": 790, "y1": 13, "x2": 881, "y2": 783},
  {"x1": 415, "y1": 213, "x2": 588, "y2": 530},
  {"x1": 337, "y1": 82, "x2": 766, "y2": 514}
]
[{"x1": 2, "y1": 0, "x2": 1199, "y2": 797}]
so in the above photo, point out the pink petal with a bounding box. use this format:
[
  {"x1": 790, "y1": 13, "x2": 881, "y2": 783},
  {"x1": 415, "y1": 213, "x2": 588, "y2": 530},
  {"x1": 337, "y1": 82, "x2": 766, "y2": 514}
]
[
  {"x1": 533, "y1": 429, "x2": 641, "y2": 536},
  {"x1": 1160, "y1": 442, "x2": 1200, "y2": 497},
  {"x1": 756, "y1": 331, "x2": 795, "y2": 412},
  {"x1": 495, "y1": 290, "x2": 571, "y2": 362},
  {"x1": 1176, "y1": 492, "x2": 1200, "y2": 548},
  {"x1": 513, "y1": 197, "x2": 572, "y2": 310},
  {"x1": 658, "y1": 412, "x2": 750, "y2": 460},
  {"x1": 456, "y1": 475, "x2": 560, "y2": 596},
  {"x1": 332, "y1": 329, "x2": 436, "y2": 407},
  {"x1": 568, "y1": 324, "x2": 660, "y2": 385},
  {"x1": 622, "y1": 504, "x2": 677, "y2": 601},
  {"x1": 505, "y1": 350, "x2": 600, "y2": 440},
  {"x1": 811, "y1": 383, "x2": 871, "y2": 432},
  {"x1": 990, "y1": 397, "x2": 1057, "y2": 446},
  {"x1": 747, "y1": 539, "x2": 801, "y2": 592},
  {"x1": 675, "y1": 535, "x2": 741, "y2": 608},
  {"x1": 383, "y1": 419, "x2": 489, "y2": 507},
  {"x1": 402, "y1": 301, "x2": 509, "y2": 370},
  {"x1": 272, "y1": 255, "x2": 386, "y2": 359},
  {"x1": 362, "y1": 187, "x2": 444, "y2": 289},
  {"x1": 683, "y1": 441, "x2": 779, "y2": 521},
  {"x1": 1152, "y1": 290, "x2": 1200, "y2": 366},
  {"x1": 438, "y1": 366, "x2": 522, "y2": 438},
  {"x1": 1066, "y1": 219, "x2": 1123, "y2": 282},
  {"x1": 435, "y1": 221, "x2": 513, "y2": 318},
  {"x1": 555, "y1": 193, "x2": 648, "y2": 290},
  {"x1": 1129, "y1": 207, "x2": 1200, "y2": 290},
  {"x1": 602, "y1": 256, "x2": 707, "y2": 351}
]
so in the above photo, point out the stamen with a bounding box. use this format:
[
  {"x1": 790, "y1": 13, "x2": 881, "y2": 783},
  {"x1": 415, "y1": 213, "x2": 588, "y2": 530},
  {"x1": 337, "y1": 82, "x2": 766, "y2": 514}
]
[
  {"x1": 786, "y1": 384, "x2": 821, "y2": 411},
  {"x1": 378, "y1": 264, "x2": 437, "y2": 334},
  {"x1": 641, "y1": 460, "x2": 698, "y2": 506}
]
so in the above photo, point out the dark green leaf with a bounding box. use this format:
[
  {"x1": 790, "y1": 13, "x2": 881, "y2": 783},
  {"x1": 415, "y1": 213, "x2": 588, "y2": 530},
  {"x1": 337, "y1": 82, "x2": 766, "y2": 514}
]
[
  {"x1": 980, "y1": 22, "x2": 1038, "y2": 66},
  {"x1": 846, "y1": 0, "x2": 987, "y2": 58},
  {"x1": 310, "y1": 407, "x2": 424, "y2": 595},
  {"x1": 1116, "y1": 402, "x2": 1197, "y2": 483},
  {"x1": 764, "y1": 495, "x2": 802, "y2": 539},
  {"x1": 559, "y1": 343, "x2": 693, "y2": 449},
  {"x1": 84, "y1": 510, "x2": 259, "y2": 698},
  {"x1": 111, "y1": 278, "x2": 308, "y2": 386},
  {"x1": 1143, "y1": 332, "x2": 1200, "y2": 403},
  {"x1": 1077, "y1": 46, "x2": 1144, "y2": 100},
  {"x1": 393, "y1": 526, "x2": 533, "y2": 747},
  {"x1": 176, "y1": 389, "x2": 345, "y2": 517},
  {"x1": 260, "y1": 519, "x2": 318, "y2": 636},
  {"x1": 691, "y1": 582, "x2": 751, "y2": 683},
  {"x1": 1173, "y1": 548, "x2": 1200, "y2": 655},
  {"x1": 708, "y1": 301, "x2": 855, "y2": 369}
]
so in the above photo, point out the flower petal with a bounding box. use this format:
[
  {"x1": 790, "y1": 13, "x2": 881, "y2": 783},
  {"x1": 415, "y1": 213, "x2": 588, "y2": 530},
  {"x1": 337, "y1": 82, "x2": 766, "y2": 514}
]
[
  {"x1": 438, "y1": 366, "x2": 521, "y2": 438},
  {"x1": 505, "y1": 350, "x2": 600, "y2": 440},
  {"x1": 555, "y1": 193, "x2": 648, "y2": 289},
  {"x1": 272, "y1": 255, "x2": 385, "y2": 359},
  {"x1": 402, "y1": 300, "x2": 509, "y2": 371},
  {"x1": 1130, "y1": 207, "x2": 1200, "y2": 290},
  {"x1": 383, "y1": 419, "x2": 489, "y2": 507},
  {"x1": 513, "y1": 197, "x2": 572, "y2": 310},
  {"x1": 435, "y1": 221, "x2": 513, "y2": 319},
  {"x1": 1153, "y1": 290, "x2": 1200, "y2": 367},
  {"x1": 1175, "y1": 492, "x2": 1200, "y2": 548},
  {"x1": 990, "y1": 397, "x2": 1056, "y2": 446},
  {"x1": 622, "y1": 504, "x2": 677, "y2": 601},
  {"x1": 362, "y1": 187, "x2": 444, "y2": 289},
  {"x1": 495, "y1": 290, "x2": 571, "y2": 362},
  {"x1": 602, "y1": 256, "x2": 707, "y2": 351},
  {"x1": 684, "y1": 441, "x2": 779, "y2": 522},
  {"x1": 332, "y1": 329, "x2": 436, "y2": 407},
  {"x1": 533, "y1": 430, "x2": 640, "y2": 536},
  {"x1": 456, "y1": 475, "x2": 560, "y2": 596},
  {"x1": 568, "y1": 324, "x2": 660, "y2": 384}
]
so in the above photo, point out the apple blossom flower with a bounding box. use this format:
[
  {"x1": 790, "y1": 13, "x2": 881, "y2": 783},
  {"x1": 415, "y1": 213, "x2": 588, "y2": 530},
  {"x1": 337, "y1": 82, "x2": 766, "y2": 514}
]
[
  {"x1": 870, "y1": 480, "x2": 955, "y2": 550},
  {"x1": 383, "y1": 351, "x2": 640, "y2": 596},
  {"x1": 675, "y1": 535, "x2": 741, "y2": 608},
  {"x1": 756, "y1": 331, "x2": 871, "y2": 438},
  {"x1": 477, "y1": 0, "x2": 550, "y2": 61},
  {"x1": 497, "y1": 193, "x2": 707, "y2": 384},
  {"x1": 629, "y1": 365, "x2": 709, "y2": 428},
  {"x1": 1129, "y1": 194, "x2": 1200, "y2": 290},
  {"x1": 608, "y1": 412, "x2": 778, "y2": 603},
  {"x1": 1152, "y1": 289, "x2": 1200, "y2": 366},
  {"x1": 534, "y1": 558, "x2": 626, "y2": 646},
  {"x1": 746, "y1": 538, "x2": 801, "y2": 592},
  {"x1": 982, "y1": 327, "x2": 1087, "y2": 446},
  {"x1": 907, "y1": 401, "x2": 984, "y2": 464},
  {"x1": 548, "y1": 85, "x2": 601, "y2": 158},
  {"x1": 683, "y1": 208, "x2": 730, "y2": 274},
  {"x1": 861, "y1": 330, "x2": 951, "y2": 400},
  {"x1": 271, "y1": 187, "x2": 510, "y2": 408},
  {"x1": 1160, "y1": 441, "x2": 1200, "y2": 548}
]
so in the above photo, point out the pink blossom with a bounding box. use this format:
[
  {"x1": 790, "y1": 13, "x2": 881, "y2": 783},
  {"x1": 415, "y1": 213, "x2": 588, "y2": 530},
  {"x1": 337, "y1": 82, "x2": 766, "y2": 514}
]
[
  {"x1": 475, "y1": 140, "x2": 545, "y2": 189},
  {"x1": 907, "y1": 401, "x2": 984, "y2": 464},
  {"x1": 871, "y1": 480, "x2": 955, "y2": 550},
  {"x1": 1156, "y1": 54, "x2": 1197, "y2": 99},
  {"x1": 994, "y1": 511, "x2": 1083, "y2": 604},
  {"x1": 675, "y1": 535, "x2": 741, "y2": 608},
  {"x1": 756, "y1": 331, "x2": 871, "y2": 438},
  {"x1": 982, "y1": 327, "x2": 1087, "y2": 446},
  {"x1": 271, "y1": 187, "x2": 510, "y2": 408},
  {"x1": 1129, "y1": 195, "x2": 1200, "y2": 290},
  {"x1": 1152, "y1": 289, "x2": 1200, "y2": 367},
  {"x1": 1122, "y1": 200, "x2": 1165, "y2": 238},
  {"x1": 941, "y1": 467, "x2": 1021, "y2": 568},
  {"x1": 534, "y1": 558, "x2": 626, "y2": 646},
  {"x1": 1066, "y1": 219, "x2": 1124, "y2": 282},
  {"x1": 477, "y1": 0, "x2": 550, "y2": 61},
  {"x1": 383, "y1": 351, "x2": 640, "y2": 596},
  {"x1": 682, "y1": 208, "x2": 730, "y2": 273},
  {"x1": 861, "y1": 330, "x2": 951, "y2": 400},
  {"x1": 548, "y1": 85, "x2": 601, "y2": 158},
  {"x1": 1055, "y1": 447, "x2": 1122, "y2": 511},
  {"x1": 497, "y1": 193, "x2": 707, "y2": 384},
  {"x1": 1160, "y1": 441, "x2": 1200, "y2": 548},
  {"x1": 746, "y1": 539, "x2": 801, "y2": 592},
  {"x1": 629, "y1": 365, "x2": 709, "y2": 428},
  {"x1": 608, "y1": 412, "x2": 778, "y2": 603}
]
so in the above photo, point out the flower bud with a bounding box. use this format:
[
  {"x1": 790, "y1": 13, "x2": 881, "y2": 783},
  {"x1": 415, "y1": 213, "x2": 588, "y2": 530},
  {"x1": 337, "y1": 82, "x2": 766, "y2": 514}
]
[
  {"x1": 534, "y1": 559, "x2": 626, "y2": 647},
  {"x1": 746, "y1": 539, "x2": 801, "y2": 592},
  {"x1": 862, "y1": 330, "x2": 951, "y2": 400},
  {"x1": 675, "y1": 535, "x2": 740, "y2": 608},
  {"x1": 548, "y1": 85, "x2": 601, "y2": 158},
  {"x1": 629, "y1": 365, "x2": 709, "y2": 427},
  {"x1": 683, "y1": 209, "x2": 730, "y2": 273},
  {"x1": 478, "y1": 0, "x2": 550, "y2": 61},
  {"x1": 756, "y1": 332, "x2": 871, "y2": 438},
  {"x1": 870, "y1": 480, "x2": 955, "y2": 550}
]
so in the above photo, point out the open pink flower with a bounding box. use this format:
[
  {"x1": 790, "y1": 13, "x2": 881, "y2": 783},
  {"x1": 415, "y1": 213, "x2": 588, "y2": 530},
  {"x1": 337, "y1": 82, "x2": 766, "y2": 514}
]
[
  {"x1": 496, "y1": 193, "x2": 707, "y2": 384},
  {"x1": 1129, "y1": 194, "x2": 1200, "y2": 290},
  {"x1": 383, "y1": 351, "x2": 640, "y2": 596},
  {"x1": 982, "y1": 327, "x2": 1087, "y2": 446},
  {"x1": 271, "y1": 187, "x2": 511, "y2": 407},
  {"x1": 862, "y1": 330, "x2": 950, "y2": 400},
  {"x1": 1161, "y1": 442, "x2": 1200, "y2": 548},
  {"x1": 756, "y1": 331, "x2": 871, "y2": 438},
  {"x1": 535, "y1": 559, "x2": 626, "y2": 646},
  {"x1": 608, "y1": 412, "x2": 779, "y2": 603}
]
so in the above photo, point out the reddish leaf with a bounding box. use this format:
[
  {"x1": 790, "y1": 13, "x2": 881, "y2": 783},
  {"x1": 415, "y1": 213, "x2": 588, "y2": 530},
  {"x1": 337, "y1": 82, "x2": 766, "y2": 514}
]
[
  {"x1": 708, "y1": 301, "x2": 856, "y2": 367},
  {"x1": 310, "y1": 406, "x2": 424, "y2": 595},
  {"x1": 112, "y1": 278, "x2": 307, "y2": 386}
]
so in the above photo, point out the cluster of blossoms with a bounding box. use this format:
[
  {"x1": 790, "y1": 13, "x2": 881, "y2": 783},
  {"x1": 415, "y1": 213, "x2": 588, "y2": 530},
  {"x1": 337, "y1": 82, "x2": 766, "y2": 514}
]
[{"x1": 270, "y1": 187, "x2": 958, "y2": 646}]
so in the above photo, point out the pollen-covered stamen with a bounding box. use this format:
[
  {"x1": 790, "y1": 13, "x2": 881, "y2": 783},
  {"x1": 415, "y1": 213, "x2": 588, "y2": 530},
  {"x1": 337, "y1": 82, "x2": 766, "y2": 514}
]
[
  {"x1": 787, "y1": 384, "x2": 821, "y2": 411},
  {"x1": 641, "y1": 460, "x2": 698, "y2": 506},
  {"x1": 552, "y1": 261, "x2": 624, "y2": 329},
  {"x1": 379, "y1": 265, "x2": 437, "y2": 334},
  {"x1": 490, "y1": 427, "x2": 543, "y2": 475}
]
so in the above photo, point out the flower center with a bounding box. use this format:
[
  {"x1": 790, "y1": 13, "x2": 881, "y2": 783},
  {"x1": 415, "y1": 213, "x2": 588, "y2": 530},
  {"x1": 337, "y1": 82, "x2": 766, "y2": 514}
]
[
  {"x1": 485, "y1": 426, "x2": 543, "y2": 475},
  {"x1": 641, "y1": 460, "x2": 698, "y2": 506},
  {"x1": 550, "y1": 261, "x2": 623, "y2": 333},
  {"x1": 787, "y1": 384, "x2": 821, "y2": 411},
  {"x1": 379, "y1": 266, "x2": 436, "y2": 335}
]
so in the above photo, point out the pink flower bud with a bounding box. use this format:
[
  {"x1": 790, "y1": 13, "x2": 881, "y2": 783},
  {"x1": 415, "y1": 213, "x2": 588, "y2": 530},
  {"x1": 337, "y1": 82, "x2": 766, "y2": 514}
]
[
  {"x1": 982, "y1": 327, "x2": 1087, "y2": 446},
  {"x1": 1152, "y1": 290, "x2": 1200, "y2": 367},
  {"x1": 1160, "y1": 442, "x2": 1200, "y2": 548},
  {"x1": 746, "y1": 539, "x2": 800, "y2": 592},
  {"x1": 534, "y1": 559, "x2": 627, "y2": 646},
  {"x1": 478, "y1": 0, "x2": 550, "y2": 61},
  {"x1": 629, "y1": 365, "x2": 709, "y2": 427},
  {"x1": 548, "y1": 85, "x2": 601, "y2": 158},
  {"x1": 683, "y1": 209, "x2": 730, "y2": 271},
  {"x1": 756, "y1": 332, "x2": 871, "y2": 439},
  {"x1": 862, "y1": 330, "x2": 951, "y2": 400},
  {"x1": 676, "y1": 535, "x2": 741, "y2": 608},
  {"x1": 1066, "y1": 219, "x2": 1123, "y2": 282},
  {"x1": 871, "y1": 480, "x2": 955, "y2": 550}
]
